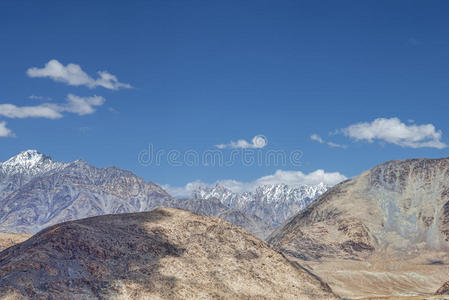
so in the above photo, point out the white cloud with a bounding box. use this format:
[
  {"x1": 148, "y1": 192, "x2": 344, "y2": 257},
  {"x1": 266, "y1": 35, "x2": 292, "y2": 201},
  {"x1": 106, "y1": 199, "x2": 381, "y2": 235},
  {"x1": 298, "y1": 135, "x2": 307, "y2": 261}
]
[
  {"x1": 162, "y1": 180, "x2": 207, "y2": 198},
  {"x1": 27, "y1": 59, "x2": 131, "y2": 90},
  {"x1": 341, "y1": 117, "x2": 447, "y2": 149},
  {"x1": 0, "y1": 94, "x2": 105, "y2": 120},
  {"x1": 0, "y1": 103, "x2": 63, "y2": 119},
  {"x1": 162, "y1": 169, "x2": 347, "y2": 197},
  {"x1": 61, "y1": 94, "x2": 105, "y2": 115},
  {"x1": 310, "y1": 134, "x2": 324, "y2": 143},
  {"x1": 29, "y1": 95, "x2": 52, "y2": 101},
  {"x1": 0, "y1": 121, "x2": 15, "y2": 138},
  {"x1": 216, "y1": 135, "x2": 268, "y2": 149},
  {"x1": 311, "y1": 133, "x2": 347, "y2": 148}
]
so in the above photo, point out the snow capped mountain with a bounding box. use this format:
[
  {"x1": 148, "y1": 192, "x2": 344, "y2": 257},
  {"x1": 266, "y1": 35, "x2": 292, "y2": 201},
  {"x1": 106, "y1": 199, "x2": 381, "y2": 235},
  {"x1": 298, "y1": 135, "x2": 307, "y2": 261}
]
[
  {"x1": 0, "y1": 150, "x2": 272, "y2": 238},
  {"x1": 192, "y1": 183, "x2": 328, "y2": 226},
  {"x1": 0, "y1": 150, "x2": 65, "y2": 199},
  {"x1": 0, "y1": 150, "x2": 173, "y2": 233},
  {"x1": 1, "y1": 150, "x2": 64, "y2": 174}
]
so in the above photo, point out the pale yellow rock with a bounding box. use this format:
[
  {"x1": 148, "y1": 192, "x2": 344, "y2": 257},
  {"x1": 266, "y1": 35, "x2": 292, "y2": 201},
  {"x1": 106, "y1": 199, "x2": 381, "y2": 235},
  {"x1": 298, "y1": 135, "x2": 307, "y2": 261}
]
[{"x1": 0, "y1": 232, "x2": 31, "y2": 251}]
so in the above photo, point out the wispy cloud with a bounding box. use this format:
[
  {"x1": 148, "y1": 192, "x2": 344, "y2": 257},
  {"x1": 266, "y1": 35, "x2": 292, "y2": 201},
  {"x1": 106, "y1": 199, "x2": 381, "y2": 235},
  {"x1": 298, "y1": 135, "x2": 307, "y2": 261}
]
[
  {"x1": 29, "y1": 95, "x2": 52, "y2": 101},
  {"x1": 27, "y1": 59, "x2": 131, "y2": 90},
  {"x1": 0, "y1": 121, "x2": 15, "y2": 138},
  {"x1": 311, "y1": 133, "x2": 347, "y2": 148},
  {"x1": 59, "y1": 94, "x2": 105, "y2": 115},
  {"x1": 341, "y1": 117, "x2": 447, "y2": 149},
  {"x1": 310, "y1": 134, "x2": 324, "y2": 143},
  {"x1": 0, "y1": 94, "x2": 105, "y2": 120},
  {"x1": 0, "y1": 103, "x2": 63, "y2": 119},
  {"x1": 0, "y1": 94, "x2": 105, "y2": 136},
  {"x1": 216, "y1": 134, "x2": 268, "y2": 149},
  {"x1": 162, "y1": 169, "x2": 347, "y2": 197},
  {"x1": 407, "y1": 37, "x2": 421, "y2": 46}
]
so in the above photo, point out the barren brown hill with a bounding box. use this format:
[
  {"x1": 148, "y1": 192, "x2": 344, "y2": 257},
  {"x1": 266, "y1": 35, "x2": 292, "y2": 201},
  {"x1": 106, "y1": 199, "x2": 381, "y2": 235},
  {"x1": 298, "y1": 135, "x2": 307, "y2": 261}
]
[
  {"x1": 268, "y1": 158, "x2": 449, "y2": 299},
  {"x1": 0, "y1": 207, "x2": 337, "y2": 300}
]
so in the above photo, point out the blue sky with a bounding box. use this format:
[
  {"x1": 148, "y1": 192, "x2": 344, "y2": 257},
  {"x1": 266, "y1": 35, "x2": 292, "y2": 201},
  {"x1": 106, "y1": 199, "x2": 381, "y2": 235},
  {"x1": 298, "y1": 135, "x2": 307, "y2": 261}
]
[{"x1": 1, "y1": 0, "x2": 449, "y2": 196}]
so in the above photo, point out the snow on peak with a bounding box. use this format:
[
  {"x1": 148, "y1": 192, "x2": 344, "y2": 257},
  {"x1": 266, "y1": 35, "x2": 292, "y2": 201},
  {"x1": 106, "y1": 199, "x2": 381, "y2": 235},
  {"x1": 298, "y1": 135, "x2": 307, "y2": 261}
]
[
  {"x1": 0, "y1": 150, "x2": 64, "y2": 177},
  {"x1": 3, "y1": 150, "x2": 48, "y2": 167},
  {"x1": 191, "y1": 182, "x2": 328, "y2": 226}
]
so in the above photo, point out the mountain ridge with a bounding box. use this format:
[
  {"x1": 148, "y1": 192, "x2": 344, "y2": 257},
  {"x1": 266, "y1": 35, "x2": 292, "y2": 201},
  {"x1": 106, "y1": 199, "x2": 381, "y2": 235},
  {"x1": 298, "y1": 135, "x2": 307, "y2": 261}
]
[
  {"x1": 192, "y1": 182, "x2": 328, "y2": 227},
  {"x1": 0, "y1": 151, "x2": 272, "y2": 238},
  {"x1": 268, "y1": 157, "x2": 449, "y2": 298},
  {"x1": 0, "y1": 207, "x2": 338, "y2": 299}
]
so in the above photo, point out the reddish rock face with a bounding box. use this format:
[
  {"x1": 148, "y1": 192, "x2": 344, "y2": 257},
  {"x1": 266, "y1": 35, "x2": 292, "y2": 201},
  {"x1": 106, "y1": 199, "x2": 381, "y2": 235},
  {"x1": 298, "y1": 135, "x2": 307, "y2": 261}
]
[{"x1": 0, "y1": 208, "x2": 338, "y2": 300}]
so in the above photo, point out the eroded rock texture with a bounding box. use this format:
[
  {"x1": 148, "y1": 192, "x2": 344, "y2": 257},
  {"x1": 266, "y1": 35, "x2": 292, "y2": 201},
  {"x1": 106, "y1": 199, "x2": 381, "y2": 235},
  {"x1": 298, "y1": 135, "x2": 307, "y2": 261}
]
[{"x1": 0, "y1": 208, "x2": 337, "y2": 300}]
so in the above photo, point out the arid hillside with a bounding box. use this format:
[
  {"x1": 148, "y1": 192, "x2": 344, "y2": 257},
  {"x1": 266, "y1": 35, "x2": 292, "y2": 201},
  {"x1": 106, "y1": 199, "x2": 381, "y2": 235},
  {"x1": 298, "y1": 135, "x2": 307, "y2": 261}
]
[
  {"x1": 0, "y1": 207, "x2": 337, "y2": 300},
  {"x1": 269, "y1": 158, "x2": 449, "y2": 298}
]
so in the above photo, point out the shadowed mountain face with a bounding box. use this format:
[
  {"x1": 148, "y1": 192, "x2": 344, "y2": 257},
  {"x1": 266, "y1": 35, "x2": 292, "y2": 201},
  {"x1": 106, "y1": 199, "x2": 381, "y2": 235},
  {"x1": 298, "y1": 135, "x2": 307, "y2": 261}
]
[
  {"x1": 0, "y1": 208, "x2": 338, "y2": 300},
  {"x1": 171, "y1": 197, "x2": 273, "y2": 239},
  {"x1": 268, "y1": 158, "x2": 449, "y2": 298},
  {"x1": 0, "y1": 151, "x2": 272, "y2": 238}
]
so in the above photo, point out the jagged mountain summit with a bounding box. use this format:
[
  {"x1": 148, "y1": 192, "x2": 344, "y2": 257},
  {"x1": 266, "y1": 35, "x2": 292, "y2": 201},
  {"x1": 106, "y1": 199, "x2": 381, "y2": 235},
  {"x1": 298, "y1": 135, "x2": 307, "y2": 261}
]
[
  {"x1": 0, "y1": 150, "x2": 64, "y2": 199},
  {"x1": 268, "y1": 157, "x2": 449, "y2": 298},
  {"x1": 0, "y1": 208, "x2": 338, "y2": 299},
  {"x1": 0, "y1": 152, "x2": 172, "y2": 233},
  {"x1": 0, "y1": 151, "x2": 271, "y2": 238},
  {"x1": 192, "y1": 182, "x2": 328, "y2": 227}
]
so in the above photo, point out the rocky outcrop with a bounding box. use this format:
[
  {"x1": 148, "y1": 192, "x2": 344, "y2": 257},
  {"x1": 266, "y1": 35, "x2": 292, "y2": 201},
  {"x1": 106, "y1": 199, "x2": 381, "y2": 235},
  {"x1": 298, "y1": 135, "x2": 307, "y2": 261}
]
[
  {"x1": 436, "y1": 281, "x2": 449, "y2": 295},
  {"x1": 0, "y1": 208, "x2": 338, "y2": 299}
]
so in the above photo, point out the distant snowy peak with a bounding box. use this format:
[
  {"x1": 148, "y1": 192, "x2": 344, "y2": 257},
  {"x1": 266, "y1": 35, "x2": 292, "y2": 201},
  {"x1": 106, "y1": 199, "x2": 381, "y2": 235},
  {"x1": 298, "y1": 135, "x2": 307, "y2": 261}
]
[
  {"x1": 0, "y1": 150, "x2": 64, "y2": 176},
  {"x1": 192, "y1": 184, "x2": 234, "y2": 202},
  {"x1": 192, "y1": 182, "x2": 328, "y2": 206},
  {"x1": 254, "y1": 183, "x2": 328, "y2": 204},
  {"x1": 191, "y1": 183, "x2": 328, "y2": 226}
]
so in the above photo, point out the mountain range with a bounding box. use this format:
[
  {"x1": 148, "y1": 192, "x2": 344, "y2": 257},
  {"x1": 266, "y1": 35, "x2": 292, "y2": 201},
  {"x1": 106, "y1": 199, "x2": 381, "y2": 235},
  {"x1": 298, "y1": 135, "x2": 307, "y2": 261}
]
[
  {"x1": 1, "y1": 151, "x2": 449, "y2": 298},
  {"x1": 192, "y1": 182, "x2": 327, "y2": 227},
  {"x1": 0, "y1": 150, "x2": 325, "y2": 238}
]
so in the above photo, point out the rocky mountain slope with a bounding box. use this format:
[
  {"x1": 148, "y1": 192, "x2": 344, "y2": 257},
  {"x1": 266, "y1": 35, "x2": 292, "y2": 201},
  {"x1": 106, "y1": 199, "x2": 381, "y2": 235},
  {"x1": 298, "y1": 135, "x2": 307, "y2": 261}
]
[
  {"x1": 268, "y1": 157, "x2": 449, "y2": 298},
  {"x1": 0, "y1": 207, "x2": 338, "y2": 299},
  {"x1": 0, "y1": 151, "x2": 172, "y2": 233},
  {"x1": 0, "y1": 150, "x2": 271, "y2": 238},
  {"x1": 171, "y1": 197, "x2": 273, "y2": 239},
  {"x1": 0, "y1": 150, "x2": 64, "y2": 199},
  {"x1": 192, "y1": 182, "x2": 327, "y2": 227}
]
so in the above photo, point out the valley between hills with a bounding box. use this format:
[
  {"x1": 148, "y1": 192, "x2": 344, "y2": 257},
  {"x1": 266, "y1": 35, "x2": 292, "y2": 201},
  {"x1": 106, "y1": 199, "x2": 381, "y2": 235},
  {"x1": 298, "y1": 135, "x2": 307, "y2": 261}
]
[{"x1": 1, "y1": 151, "x2": 449, "y2": 299}]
